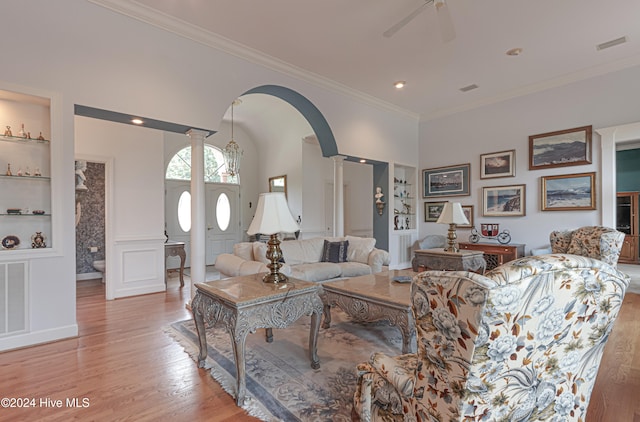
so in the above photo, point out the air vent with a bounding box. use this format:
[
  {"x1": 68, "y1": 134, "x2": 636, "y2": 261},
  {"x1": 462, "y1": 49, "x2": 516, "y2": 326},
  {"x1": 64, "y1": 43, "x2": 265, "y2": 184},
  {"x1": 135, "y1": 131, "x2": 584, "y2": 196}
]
[
  {"x1": 596, "y1": 36, "x2": 628, "y2": 51},
  {"x1": 459, "y1": 84, "x2": 479, "y2": 92}
]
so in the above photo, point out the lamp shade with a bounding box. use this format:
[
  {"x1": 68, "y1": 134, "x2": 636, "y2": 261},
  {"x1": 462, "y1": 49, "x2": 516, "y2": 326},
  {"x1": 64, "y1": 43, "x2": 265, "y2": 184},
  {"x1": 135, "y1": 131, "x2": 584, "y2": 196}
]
[
  {"x1": 436, "y1": 202, "x2": 469, "y2": 225},
  {"x1": 247, "y1": 192, "x2": 299, "y2": 235}
]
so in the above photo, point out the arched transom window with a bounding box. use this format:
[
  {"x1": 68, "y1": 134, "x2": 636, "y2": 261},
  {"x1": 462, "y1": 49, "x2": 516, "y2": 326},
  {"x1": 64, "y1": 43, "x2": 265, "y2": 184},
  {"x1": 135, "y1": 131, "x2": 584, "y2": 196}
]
[{"x1": 165, "y1": 144, "x2": 239, "y2": 184}]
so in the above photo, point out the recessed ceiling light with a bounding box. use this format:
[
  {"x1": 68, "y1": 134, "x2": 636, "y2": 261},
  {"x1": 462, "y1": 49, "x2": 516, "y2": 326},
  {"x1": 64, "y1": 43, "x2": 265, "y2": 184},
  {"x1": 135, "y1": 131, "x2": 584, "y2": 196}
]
[
  {"x1": 506, "y1": 47, "x2": 523, "y2": 56},
  {"x1": 394, "y1": 81, "x2": 406, "y2": 89},
  {"x1": 596, "y1": 36, "x2": 628, "y2": 51},
  {"x1": 131, "y1": 118, "x2": 144, "y2": 125},
  {"x1": 359, "y1": 159, "x2": 366, "y2": 163},
  {"x1": 459, "y1": 84, "x2": 479, "y2": 92}
]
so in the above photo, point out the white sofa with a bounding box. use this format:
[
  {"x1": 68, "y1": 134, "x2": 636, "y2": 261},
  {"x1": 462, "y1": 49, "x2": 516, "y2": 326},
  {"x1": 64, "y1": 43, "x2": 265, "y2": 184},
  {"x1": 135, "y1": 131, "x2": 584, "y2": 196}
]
[{"x1": 214, "y1": 236, "x2": 390, "y2": 282}]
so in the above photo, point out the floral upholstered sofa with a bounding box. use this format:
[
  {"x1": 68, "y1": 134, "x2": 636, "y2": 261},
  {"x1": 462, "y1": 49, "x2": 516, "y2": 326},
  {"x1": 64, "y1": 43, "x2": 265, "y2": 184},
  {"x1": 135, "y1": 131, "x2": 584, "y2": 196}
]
[
  {"x1": 214, "y1": 236, "x2": 389, "y2": 282},
  {"x1": 353, "y1": 254, "x2": 629, "y2": 421}
]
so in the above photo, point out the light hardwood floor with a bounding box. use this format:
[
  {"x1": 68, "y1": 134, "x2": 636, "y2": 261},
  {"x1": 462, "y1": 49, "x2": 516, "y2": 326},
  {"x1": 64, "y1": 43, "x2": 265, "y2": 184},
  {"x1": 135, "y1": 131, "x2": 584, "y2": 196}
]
[{"x1": 0, "y1": 272, "x2": 638, "y2": 421}]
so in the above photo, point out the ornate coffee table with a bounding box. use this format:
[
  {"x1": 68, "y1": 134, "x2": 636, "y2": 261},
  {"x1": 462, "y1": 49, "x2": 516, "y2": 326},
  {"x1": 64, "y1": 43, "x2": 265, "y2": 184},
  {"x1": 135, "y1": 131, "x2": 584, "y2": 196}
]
[
  {"x1": 191, "y1": 274, "x2": 323, "y2": 405},
  {"x1": 321, "y1": 270, "x2": 416, "y2": 353}
]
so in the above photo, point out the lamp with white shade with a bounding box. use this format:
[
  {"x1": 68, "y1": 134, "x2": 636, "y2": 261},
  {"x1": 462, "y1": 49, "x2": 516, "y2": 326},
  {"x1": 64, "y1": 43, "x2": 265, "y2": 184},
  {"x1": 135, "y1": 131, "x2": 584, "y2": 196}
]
[
  {"x1": 436, "y1": 202, "x2": 469, "y2": 252},
  {"x1": 247, "y1": 192, "x2": 299, "y2": 284}
]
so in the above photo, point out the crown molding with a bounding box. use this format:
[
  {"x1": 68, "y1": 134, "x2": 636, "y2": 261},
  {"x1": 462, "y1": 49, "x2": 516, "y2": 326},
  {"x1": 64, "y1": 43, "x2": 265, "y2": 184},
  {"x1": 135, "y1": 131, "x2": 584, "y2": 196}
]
[
  {"x1": 88, "y1": 0, "x2": 419, "y2": 120},
  {"x1": 422, "y1": 53, "x2": 640, "y2": 121}
]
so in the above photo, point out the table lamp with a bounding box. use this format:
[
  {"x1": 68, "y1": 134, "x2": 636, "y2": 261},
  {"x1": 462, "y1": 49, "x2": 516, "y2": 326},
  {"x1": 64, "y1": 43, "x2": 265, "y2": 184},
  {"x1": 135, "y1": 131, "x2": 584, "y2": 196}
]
[
  {"x1": 436, "y1": 202, "x2": 469, "y2": 252},
  {"x1": 247, "y1": 192, "x2": 299, "y2": 284}
]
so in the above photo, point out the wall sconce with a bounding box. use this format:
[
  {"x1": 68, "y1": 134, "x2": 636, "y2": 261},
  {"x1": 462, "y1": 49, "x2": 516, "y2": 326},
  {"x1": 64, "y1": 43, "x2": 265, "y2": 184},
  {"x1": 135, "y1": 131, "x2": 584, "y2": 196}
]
[{"x1": 375, "y1": 186, "x2": 385, "y2": 216}]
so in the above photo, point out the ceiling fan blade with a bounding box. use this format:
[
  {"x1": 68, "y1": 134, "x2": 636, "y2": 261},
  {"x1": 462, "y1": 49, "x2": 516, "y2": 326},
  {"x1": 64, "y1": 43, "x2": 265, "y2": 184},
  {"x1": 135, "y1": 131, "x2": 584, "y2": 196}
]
[
  {"x1": 435, "y1": 0, "x2": 456, "y2": 42},
  {"x1": 383, "y1": 1, "x2": 431, "y2": 38}
]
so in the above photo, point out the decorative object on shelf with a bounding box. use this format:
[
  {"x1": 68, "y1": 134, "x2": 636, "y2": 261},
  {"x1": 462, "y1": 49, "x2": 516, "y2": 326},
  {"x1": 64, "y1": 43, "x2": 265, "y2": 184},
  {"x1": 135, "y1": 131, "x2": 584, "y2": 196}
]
[
  {"x1": 482, "y1": 184, "x2": 526, "y2": 217},
  {"x1": 37, "y1": 132, "x2": 45, "y2": 141},
  {"x1": 541, "y1": 172, "x2": 596, "y2": 211},
  {"x1": 1, "y1": 235, "x2": 20, "y2": 249},
  {"x1": 246, "y1": 192, "x2": 299, "y2": 284},
  {"x1": 34, "y1": 167, "x2": 41, "y2": 176},
  {"x1": 31, "y1": 232, "x2": 46, "y2": 248},
  {"x1": 529, "y1": 125, "x2": 592, "y2": 170},
  {"x1": 6, "y1": 163, "x2": 11, "y2": 176},
  {"x1": 4, "y1": 126, "x2": 11, "y2": 137},
  {"x1": 32, "y1": 210, "x2": 45, "y2": 215},
  {"x1": 422, "y1": 163, "x2": 470, "y2": 198},
  {"x1": 424, "y1": 201, "x2": 447, "y2": 222},
  {"x1": 469, "y1": 224, "x2": 512, "y2": 244},
  {"x1": 24, "y1": 166, "x2": 30, "y2": 176},
  {"x1": 75, "y1": 160, "x2": 88, "y2": 191},
  {"x1": 374, "y1": 186, "x2": 385, "y2": 215},
  {"x1": 18, "y1": 123, "x2": 27, "y2": 138},
  {"x1": 16, "y1": 167, "x2": 23, "y2": 176},
  {"x1": 222, "y1": 98, "x2": 243, "y2": 177},
  {"x1": 6, "y1": 208, "x2": 22, "y2": 215},
  {"x1": 436, "y1": 202, "x2": 469, "y2": 252},
  {"x1": 480, "y1": 149, "x2": 516, "y2": 179}
]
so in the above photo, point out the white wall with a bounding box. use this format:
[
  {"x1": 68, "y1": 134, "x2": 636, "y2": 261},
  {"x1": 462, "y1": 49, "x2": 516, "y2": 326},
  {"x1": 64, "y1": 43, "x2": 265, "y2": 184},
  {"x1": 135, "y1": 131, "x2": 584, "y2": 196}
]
[
  {"x1": 0, "y1": 0, "x2": 417, "y2": 348},
  {"x1": 419, "y1": 64, "x2": 640, "y2": 253}
]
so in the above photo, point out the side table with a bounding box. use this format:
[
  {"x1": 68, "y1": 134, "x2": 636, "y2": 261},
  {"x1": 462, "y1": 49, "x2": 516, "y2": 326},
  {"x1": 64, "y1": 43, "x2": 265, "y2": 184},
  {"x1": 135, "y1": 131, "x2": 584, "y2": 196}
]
[
  {"x1": 413, "y1": 248, "x2": 486, "y2": 274},
  {"x1": 458, "y1": 242, "x2": 525, "y2": 270},
  {"x1": 165, "y1": 241, "x2": 186, "y2": 287},
  {"x1": 191, "y1": 274, "x2": 323, "y2": 406}
]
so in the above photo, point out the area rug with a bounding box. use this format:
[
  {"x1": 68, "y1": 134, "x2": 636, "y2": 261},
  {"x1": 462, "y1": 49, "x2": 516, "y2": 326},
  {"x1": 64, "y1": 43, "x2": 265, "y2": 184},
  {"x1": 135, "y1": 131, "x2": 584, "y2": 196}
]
[{"x1": 166, "y1": 310, "x2": 404, "y2": 421}]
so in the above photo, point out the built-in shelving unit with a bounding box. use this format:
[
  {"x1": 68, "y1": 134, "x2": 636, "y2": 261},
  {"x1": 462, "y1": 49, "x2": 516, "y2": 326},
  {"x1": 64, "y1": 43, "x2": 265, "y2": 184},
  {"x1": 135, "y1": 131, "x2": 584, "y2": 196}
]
[
  {"x1": 0, "y1": 89, "x2": 52, "y2": 251},
  {"x1": 393, "y1": 165, "x2": 416, "y2": 231}
]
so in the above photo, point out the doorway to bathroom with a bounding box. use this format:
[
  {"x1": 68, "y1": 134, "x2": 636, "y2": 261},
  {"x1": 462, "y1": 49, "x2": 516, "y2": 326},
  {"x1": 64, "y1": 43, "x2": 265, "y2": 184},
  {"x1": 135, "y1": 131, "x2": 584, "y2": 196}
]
[{"x1": 74, "y1": 159, "x2": 107, "y2": 289}]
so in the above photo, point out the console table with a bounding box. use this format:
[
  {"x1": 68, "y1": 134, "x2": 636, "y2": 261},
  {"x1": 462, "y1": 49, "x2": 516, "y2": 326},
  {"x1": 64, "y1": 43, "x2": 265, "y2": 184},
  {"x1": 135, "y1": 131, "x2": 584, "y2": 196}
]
[
  {"x1": 413, "y1": 248, "x2": 486, "y2": 274},
  {"x1": 458, "y1": 242, "x2": 525, "y2": 270},
  {"x1": 164, "y1": 241, "x2": 185, "y2": 287},
  {"x1": 191, "y1": 274, "x2": 323, "y2": 406}
]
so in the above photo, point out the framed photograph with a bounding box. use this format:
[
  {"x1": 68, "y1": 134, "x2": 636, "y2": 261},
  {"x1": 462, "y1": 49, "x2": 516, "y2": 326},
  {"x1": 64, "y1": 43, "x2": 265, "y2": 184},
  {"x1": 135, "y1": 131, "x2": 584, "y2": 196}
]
[
  {"x1": 423, "y1": 163, "x2": 470, "y2": 198},
  {"x1": 459, "y1": 205, "x2": 474, "y2": 228},
  {"x1": 424, "y1": 201, "x2": 447, "y2": 222},
  {"x1": 541, "y1": 172, "x2": 596, "y2": 211},
  {"x1": 480, "y1": 150, "x2": 515, "y2": 179},
  {"x1": 529, "y1": 125, "x2": 592, "y2": 170},
  {"x1": 482, "y1": 184, "x2": 526, "y2": 217}
]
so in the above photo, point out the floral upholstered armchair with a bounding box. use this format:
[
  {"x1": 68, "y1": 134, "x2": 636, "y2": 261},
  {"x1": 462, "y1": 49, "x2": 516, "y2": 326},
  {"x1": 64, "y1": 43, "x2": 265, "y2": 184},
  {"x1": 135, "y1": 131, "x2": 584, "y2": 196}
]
[
  {"x1": 550, "y1": 226, "x2": 625, "y2": 266},
  {"x1": 353, "y1": 254, "x2": 629, "y2": 421}
]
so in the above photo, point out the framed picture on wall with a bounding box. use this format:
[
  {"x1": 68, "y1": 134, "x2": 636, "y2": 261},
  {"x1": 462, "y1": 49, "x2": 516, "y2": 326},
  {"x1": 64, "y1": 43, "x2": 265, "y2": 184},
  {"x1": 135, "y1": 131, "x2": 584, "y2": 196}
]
[
  {"x1": 423, "y1": 163, "x2": 470, "y2": 198},
  {"x1": 482, "y1": 184, "x2": 526, "y2": 216},
  {"x1": 529, "y1": 125, "x2": 592, "y2": 170},
  {"x1": 424, "y1": 201, "x2": 447, "y2": 222},
  {"x1": 459, "y1": 205, "x2": 474, "y2": 228},
  {"x1": 480, "y1": 150, "x2": 515, "y2": 179},
  {"x1": 541, "y1": 172, "x2": 596, "y2": 211}
]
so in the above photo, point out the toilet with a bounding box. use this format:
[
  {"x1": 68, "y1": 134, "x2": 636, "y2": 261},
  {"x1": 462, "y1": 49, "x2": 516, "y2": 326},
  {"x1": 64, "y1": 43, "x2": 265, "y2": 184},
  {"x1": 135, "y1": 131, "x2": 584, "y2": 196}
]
[{"x1": 93, "y1": 260, "x2": 106, "y2": 283}]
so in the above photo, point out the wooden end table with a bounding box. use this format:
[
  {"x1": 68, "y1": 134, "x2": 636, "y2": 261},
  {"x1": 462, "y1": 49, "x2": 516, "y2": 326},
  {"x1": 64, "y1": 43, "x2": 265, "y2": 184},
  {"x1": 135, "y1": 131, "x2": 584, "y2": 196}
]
[
  {"x1": 165, "y1": 241, "x2": 186, "y2": 287},
  {"x1": 191, "y1": 274, "x2": 323, "y2": 406},
  {"x1": 412, "y1": 247, "x2": 486, "y2": 274}
]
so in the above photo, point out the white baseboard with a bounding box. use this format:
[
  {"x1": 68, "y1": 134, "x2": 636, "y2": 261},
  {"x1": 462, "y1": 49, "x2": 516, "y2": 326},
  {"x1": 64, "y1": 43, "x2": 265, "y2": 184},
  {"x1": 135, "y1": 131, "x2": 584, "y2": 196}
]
[
  {"x1": 77, "y1": 272, "x2": 102, "y2": 281},
  {"x1": 0, "y1": 324, "x2": 79, "y2": 352}
]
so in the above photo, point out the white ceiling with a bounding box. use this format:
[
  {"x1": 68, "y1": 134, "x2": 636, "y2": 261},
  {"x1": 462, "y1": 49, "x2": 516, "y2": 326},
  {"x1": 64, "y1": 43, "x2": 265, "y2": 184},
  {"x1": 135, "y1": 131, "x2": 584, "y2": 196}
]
[{"x1": 95, "y1": 0, "x2": 640, "y2": 120}]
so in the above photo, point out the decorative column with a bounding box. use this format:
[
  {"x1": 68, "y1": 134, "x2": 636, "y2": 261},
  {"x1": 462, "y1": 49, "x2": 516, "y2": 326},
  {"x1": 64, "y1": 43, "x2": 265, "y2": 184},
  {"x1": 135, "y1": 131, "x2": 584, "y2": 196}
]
[
  {"x1": 187, "y1": 129, "x2": 207, "y2": 300},
  {"x1": 332, "y1": 155, "x2": 346, "y2": 237}
]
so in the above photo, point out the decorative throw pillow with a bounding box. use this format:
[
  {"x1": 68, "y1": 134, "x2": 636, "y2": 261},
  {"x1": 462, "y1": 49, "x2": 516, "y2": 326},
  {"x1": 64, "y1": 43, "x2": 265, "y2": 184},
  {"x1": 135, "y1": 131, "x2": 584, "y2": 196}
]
[{"x1": 321, "y1": 240, "x2": 349, "y2": 263}]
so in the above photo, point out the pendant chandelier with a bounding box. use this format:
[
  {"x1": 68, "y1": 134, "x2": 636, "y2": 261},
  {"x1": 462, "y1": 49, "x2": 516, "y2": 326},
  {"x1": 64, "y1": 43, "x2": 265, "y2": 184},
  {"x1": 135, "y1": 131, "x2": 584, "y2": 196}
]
[{"x1": 223, "y1": 99, "x2": 243, "y2": 177}]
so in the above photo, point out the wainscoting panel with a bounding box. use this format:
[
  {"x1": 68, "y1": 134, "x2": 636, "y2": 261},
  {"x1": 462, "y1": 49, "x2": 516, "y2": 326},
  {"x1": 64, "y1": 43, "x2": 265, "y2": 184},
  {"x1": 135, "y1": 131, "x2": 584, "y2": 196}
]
[
  {"x1": 112, "y1": 238, "x2": 165, "y2": 299},
  {"x1": 0, "y1": 261, "x2": 28, "y2": 337}
]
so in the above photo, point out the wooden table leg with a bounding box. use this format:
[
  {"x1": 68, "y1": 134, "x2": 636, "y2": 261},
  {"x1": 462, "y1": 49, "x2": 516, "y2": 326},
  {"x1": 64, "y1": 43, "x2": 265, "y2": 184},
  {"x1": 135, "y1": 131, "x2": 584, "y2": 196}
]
[
  {"x1": 309, "y1": 310, "x2": 321, "y2": 369},
  {"x1": 177, "y1": 247, "x2": 185, "y2": 287}
]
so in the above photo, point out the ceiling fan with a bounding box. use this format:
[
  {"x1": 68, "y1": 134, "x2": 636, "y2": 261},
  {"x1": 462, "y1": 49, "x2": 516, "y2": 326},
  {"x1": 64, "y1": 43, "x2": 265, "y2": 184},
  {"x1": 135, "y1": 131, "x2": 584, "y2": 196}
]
[{"x1": 383, "y1": 0, "x2": 456, "y2": 42}]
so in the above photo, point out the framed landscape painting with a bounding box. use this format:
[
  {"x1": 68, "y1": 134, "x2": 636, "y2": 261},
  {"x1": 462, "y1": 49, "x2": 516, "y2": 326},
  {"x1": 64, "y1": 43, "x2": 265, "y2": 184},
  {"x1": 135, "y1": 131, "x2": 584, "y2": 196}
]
[
  {"x1": 529, "y1": 125, "x2": 592, "y2": 170},
  {"x1": 482, "y1": 184, "x2": 526, "y2": 217},
  {"x1": 424, "y1": 201, "x2": 447, "y2": 222},
  {"x1": 423, "y1": 163, "x2": 470, "y2": 198},
  {"x1": 541, "y1": 172, "x2": 595, "y2": 211},
  {"x1": 480, "y1": 150, "x2": 515, "y2": 179}
]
